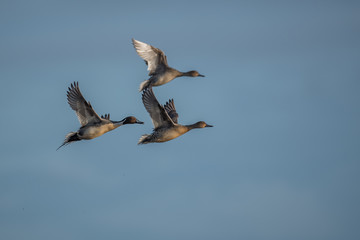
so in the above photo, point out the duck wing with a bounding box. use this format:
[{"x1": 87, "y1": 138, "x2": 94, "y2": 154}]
[
  {"x1": 101, "y1": 113, "x2": 110, "y2": 120},
  {"x1": 132, "y1": 38, "x2": 168, "y2": 76},
  {"x1": 67, "y1": 82, "x2": 102, "y2": 126},
  {"x1": 142, "y1": 87, "x2": 174, "y2": 129},
  {"x1": 164, "y1": 99, "x2": 179, "y2": 124}
]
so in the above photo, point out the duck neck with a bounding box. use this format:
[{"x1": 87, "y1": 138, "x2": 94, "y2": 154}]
[
  {"x1": 185, "y1": 123, "x2": 200, "y2": 130},
  {"x1": 112, "y1": 121, "x2": 124, "y2": 128},
  {"x1": 180, "y1": 71, "x2": 192, "y2": 77}
]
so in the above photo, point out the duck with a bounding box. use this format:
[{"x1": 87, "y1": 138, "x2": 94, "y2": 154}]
[
  {"x1": 132, "y1": 38, "x2": 205, "y2": 91},
  {"x1": 57, "y1": 82, "x2": 143, "y2": 150},
  {"x1": 138, "y1": 87, "x2": 212, "y2": 144}
]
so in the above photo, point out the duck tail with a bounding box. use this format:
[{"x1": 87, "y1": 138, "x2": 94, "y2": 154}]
[
  {"x1": 139, "y1": 79, "x2": 151, "y2": 92},
  {"x1": 57, "y1": 132, "x2": 81, "y2": 150},
  {"x1": 138, "y1": 134, "x2": 151, "y2": 145}
]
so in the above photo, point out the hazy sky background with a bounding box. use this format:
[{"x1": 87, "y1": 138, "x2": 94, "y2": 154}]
[{"x1": 1, "y1": 0, "x2": 359, "y2": 239}]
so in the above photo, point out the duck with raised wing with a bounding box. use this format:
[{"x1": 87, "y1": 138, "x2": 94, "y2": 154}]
[
  {"x1": 58, "y1": 82, "x2": 143, "y2": 150},
  {"x1": 132, "y1": 38, "x2": 205, "y2": 91},
  {"x1": 138, "y1": 87, "x2": 212, "y2": 144}
]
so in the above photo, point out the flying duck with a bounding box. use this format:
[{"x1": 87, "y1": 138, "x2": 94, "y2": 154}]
[
  {"x1": 132, "y1": 38, "x2": 205, "y2": 91},
  {"x1": 58, "y1": 82, "x2": 143, "y2": 150},
  {"x1": 138, "y1": 87, "x2": 212, "y2": 144}
]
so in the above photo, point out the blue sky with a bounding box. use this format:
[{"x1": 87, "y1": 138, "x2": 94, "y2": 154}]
[{"x1": 1, "y1": 0, "x2": 359, "y2": 239}]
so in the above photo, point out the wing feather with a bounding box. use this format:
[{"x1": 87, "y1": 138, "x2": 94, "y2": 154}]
[
  {"x1": 67, "y1": 82, "x2": 101, "y2": 126},
  {"x1": 132, "y1": 38, "x2": 168, "y2": 75},
  {"x1": 141, "y1": 87, "x2": 174, "y2": 129},
  {"x1": 101, "y1": 113, "x2": 110, "y2": 120},
  {"x1": 164, "y1": 99, "x2": 179, "y2": 124}
]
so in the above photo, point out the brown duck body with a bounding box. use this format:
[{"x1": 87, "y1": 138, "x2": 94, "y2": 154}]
[
  {"x1": 149, "y1": 68, "x2": 181, "y2": 86},
  {"x1": 139, "y1": 125, "x2": 189, "y2": 143},
  {"x1": 78, "y1": 120, "x2": 121, "y2": 140}
]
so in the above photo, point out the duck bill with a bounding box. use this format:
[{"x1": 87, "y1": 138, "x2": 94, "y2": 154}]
[
  {"x1": 198, "y1": 74, "x2": 205, "y2": 77},
  {"x1": 205, "y1": 124, "x2": 213, "y2": 127},
  {"x1": 136, "y1": 120, "x2": 144, "y2": 124}
]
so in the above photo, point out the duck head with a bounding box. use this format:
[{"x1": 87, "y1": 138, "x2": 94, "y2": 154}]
[
  {"x1": 183, "y1": 70, "x2": 205, "y2": 77},
  {"x1": 189, "y1": 121, "x2": 213, "y2": 129},
  {"x1": 121, "y1": 116, "x2": 144, "y2": 125}
]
